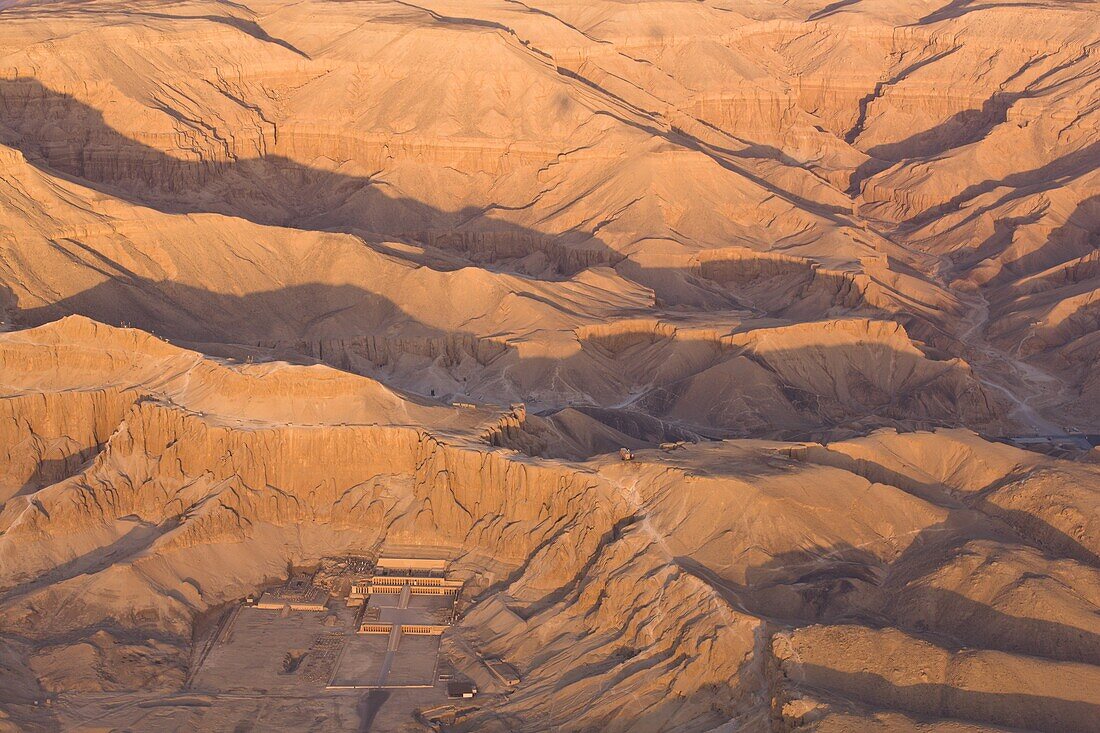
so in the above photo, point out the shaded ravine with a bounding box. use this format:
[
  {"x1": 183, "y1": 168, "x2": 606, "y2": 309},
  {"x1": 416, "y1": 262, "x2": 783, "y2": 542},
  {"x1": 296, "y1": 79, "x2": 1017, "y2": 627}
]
[{"x1": 956, "y1": 291, "x2": 1066, "y2": 435}]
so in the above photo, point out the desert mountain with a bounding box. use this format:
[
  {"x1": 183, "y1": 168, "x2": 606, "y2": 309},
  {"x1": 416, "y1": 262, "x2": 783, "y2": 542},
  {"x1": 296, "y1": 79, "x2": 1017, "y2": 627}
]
[{"x1": 0, "y1": 0, "x2": 1097, "y2": 731}]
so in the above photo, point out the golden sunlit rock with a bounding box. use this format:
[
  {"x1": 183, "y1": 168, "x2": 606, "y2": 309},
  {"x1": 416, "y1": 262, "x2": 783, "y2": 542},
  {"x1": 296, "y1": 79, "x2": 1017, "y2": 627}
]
[{"x1": 0, "y1": 1, "x2": 1097, "y2": 731}]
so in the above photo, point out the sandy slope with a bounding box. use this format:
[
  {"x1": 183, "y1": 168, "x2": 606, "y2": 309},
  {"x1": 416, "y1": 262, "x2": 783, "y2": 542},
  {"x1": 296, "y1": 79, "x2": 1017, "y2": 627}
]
[
  {"x1": 0, "y1": 320, "x2": 1097, "y2": 732},
  {"x1": 1, "y1": 0, "x2": 1096, "y2": 431},
  {"x1": 0, "y1": 0, "x2": 1097, "y2": 730}
]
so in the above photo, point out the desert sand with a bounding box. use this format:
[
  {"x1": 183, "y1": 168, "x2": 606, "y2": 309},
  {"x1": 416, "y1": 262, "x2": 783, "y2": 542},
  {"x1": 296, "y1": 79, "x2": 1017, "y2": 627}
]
[{"x1": 0, "y1": 0, "x2": 1097, "y2": 731}]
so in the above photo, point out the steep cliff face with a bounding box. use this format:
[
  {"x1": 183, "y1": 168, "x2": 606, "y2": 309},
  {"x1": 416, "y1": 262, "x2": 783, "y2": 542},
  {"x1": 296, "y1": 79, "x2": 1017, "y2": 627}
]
[
  {"x1": 0, "y1": 0, "x2": 1094, "y2": 432},
  {"x1": 0, "y1": 319, "x2": 624, "y2": 580},
  {"x1": 0, "y1": 321, "x2": 1097, "y2": 731},
  {"x1": 0, "y1": 399, "x2": 623, "y2": 590},
  {"x1": 0, "y1": 0, "x2": 1098, "y2": 730},
  {"x1": 0, "y1": 389, "x2": 137, "y2": 502}
]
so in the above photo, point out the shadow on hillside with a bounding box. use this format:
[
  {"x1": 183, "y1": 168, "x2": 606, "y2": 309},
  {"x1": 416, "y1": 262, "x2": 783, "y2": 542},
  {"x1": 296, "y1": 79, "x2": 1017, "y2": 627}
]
[
  {"x1": 0, "y1": 77, "x2": 619, "y2": 277},
  {"x1": 904, "y1": 142, "x2": 1100, "y2": 232},
  {"x1": 853, "y1": 125, "x2": 1099, "y2": 220},
  {"x1": 118, "y1": 10, "x2": 311, "y2": 58},
  {"x1": 794, "y1": 664, "x2": 1099, "y2": 733},
  {"x1": 790, "y1": 447, "x2": 1100, "y2": 565},
  {"x1": 742, "y1": 533, "x2": 1100, "y2": 660},
  {"x1": 671, "y1": 499, "x2": 1100, "y2": 727},
  {"x1": 8, "y1": 276, "x2": 1010, "y2": 442},
  {"x1": 850, "y1": 40, "x2": 1097, "y2": 225},
  {"x1": 0, "y1": 77, "x2": 1036, "y2": 445},
  {"x1": 12, "y1": 450, "x2": 103, "y2": 498},
  {"x1": 984, "y1": 193, "x2": 1100, "y2": 288},
  {"x1": 0, "y1": 74, "x2": 852, "y2": 276},
  {"x1": 0, "y1": 516, "x2": 176, "y2": 607},
  {"x1": 917, "y1": 0, "x2": 1092, "y2": 25},
  {"x1": 0, "y1": 76, "x2": 994, "y2": 359},
  {"x1": 728, "y1": 510, "x2": 1100, "y2": 725}
]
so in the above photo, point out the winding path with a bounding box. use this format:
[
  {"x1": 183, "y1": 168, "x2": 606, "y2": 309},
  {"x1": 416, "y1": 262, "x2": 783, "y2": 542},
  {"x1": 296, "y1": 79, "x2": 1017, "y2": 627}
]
[{"x1": 957, "y1": 291, "x2": 1066, "y2": 435}]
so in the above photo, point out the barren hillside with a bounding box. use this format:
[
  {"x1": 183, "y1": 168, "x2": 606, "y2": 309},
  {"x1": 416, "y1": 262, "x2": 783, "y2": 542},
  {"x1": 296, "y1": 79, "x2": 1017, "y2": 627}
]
[{"x1": 0, "y1": 1, "x2": 1097, "y2": 731}]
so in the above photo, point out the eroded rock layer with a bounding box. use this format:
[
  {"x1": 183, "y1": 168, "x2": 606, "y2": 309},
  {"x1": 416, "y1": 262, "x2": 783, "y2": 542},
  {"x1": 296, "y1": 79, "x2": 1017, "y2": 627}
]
[
  {"x1": 0, "y1": 321, "x2": 1097, "y2": 731},
  {"x1": 0, "y1": 0, "x2": 1097, "y2": 730}
]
